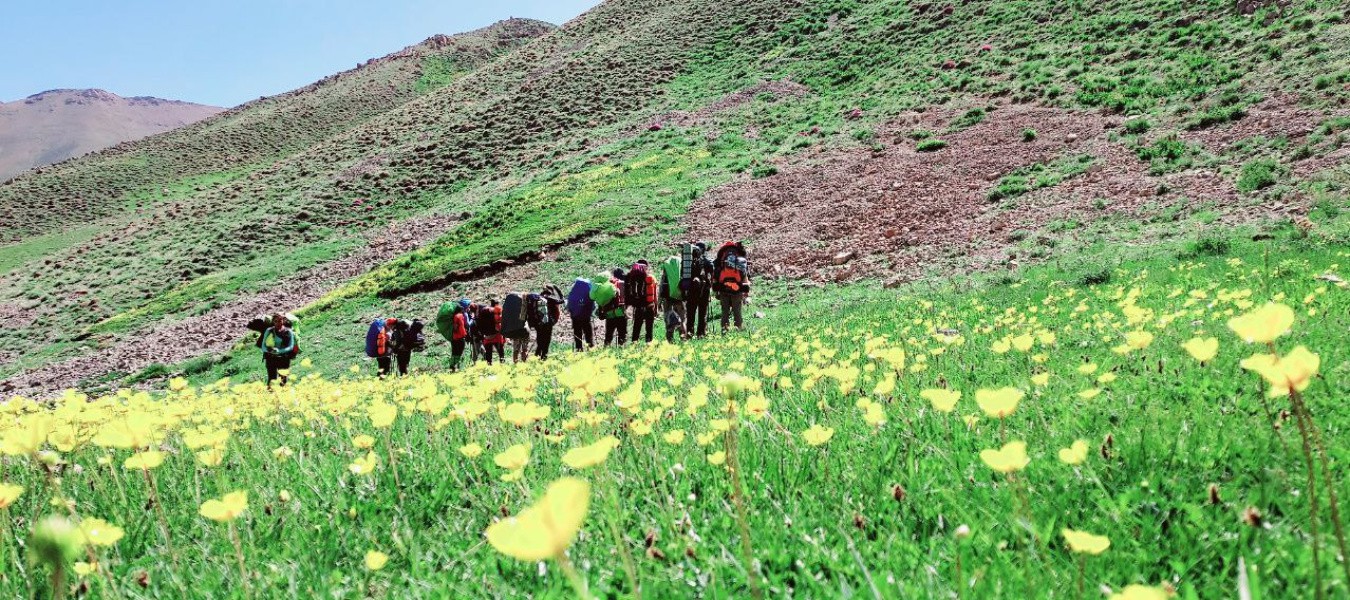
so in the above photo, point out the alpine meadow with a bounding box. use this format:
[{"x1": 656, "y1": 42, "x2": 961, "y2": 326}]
[{"x1": 0, "y1": 1, "x2": 1348, "y2": 599}]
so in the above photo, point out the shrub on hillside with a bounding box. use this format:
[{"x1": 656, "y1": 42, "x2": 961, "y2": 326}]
[
  {"x1": 1237, "y1": 159, "x2": 1286, "y2": 193},
  {"x1": 916, "y1": 139, "x2": 948, "y2": 152}
]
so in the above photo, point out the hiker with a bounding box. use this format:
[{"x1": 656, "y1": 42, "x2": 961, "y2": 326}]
[
  {"x1": 685, "y1": 242, "x2": 715, "y2": 337},
  {"x1": 566, "y1": 277, "x2": 596, "y2": 351},
  {"x1": 365, "y1": 318, "x2": 395, "y2": 377},
  {"x1": 626, "y1": 260, "x2": 658, "y2": 344},
  {"x1": 464, "y1": 299, "x2": 483, "y2": 364},
  {"x1": 529, "y1": 285, "x2": 564, "y2": 360},
  {"x1": 258, "y1": 313, "x2": 296, "y2": 389},
  {"x1": 390, "y1": 318, "x2": 425, "y2": 376},
  {"x1": 714, "y1": 241, "x2": 751, "y2": 332},
  {"x1": 503, "y1": 293, "x2": 530, "y2": 363},
  {"x1": 478, "y1": 299, "x2": 506, "y2": 364},
  {"x1": 659, "y1": 254, "x2": 687, "y2": 342},
  {"x1": 592, "y1": 270, "x2": 627, "y2": 347},
  {"x1": 436, "y1": 301, "x2": 470, "y2": 371}
]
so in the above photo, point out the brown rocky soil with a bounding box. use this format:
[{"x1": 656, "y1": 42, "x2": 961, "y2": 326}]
[{"x1": 683, "y1": 100, "x2": 1335, "y2": 284}]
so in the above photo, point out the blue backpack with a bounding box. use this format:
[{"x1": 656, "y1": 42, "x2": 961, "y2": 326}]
[
  {"x1": 364, "y1": 319, "x2": 386, "y2": 357},
  {"x1": 567, "y1": 278, "x2": 593, "y2": 318}
]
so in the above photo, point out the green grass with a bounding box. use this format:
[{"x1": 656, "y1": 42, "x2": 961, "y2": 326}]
[
  {"x1": 1237, "y1": 158, "x2": 1288, "y2": 194},
  {"x1": 0, "y1": 225, "x2": 100, "y2": 276},
  {"x1": 1, "y1": 230, "x2": 1346, "y2": 598},
  {"x1": 987, "y1": 154, "x2": 1096, "y2": 202}
]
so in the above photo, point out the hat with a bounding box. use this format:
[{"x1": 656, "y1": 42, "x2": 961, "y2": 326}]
[{"x1": 459, "y1": 298, "x2": 471, "y2": 308}]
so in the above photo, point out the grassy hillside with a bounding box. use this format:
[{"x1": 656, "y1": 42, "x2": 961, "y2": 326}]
[
  {"x1": 0, "y1": 228, "x2": 1345, "y2": 598},
  {"x1": 0, "y1": 19, "x2": 552, "y2": 242},
  {"x1": 3, "y1": 0, "x2": 1349, "y2": 394}
]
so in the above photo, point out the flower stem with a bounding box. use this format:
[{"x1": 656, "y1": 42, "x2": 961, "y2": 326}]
[
  {"x1": 229, "y1": 521, "x2": 252, "y2": 598},
  {"x1": 1291, "y1": 397, "x2": 1324, "y2": 600},
  {"x1": 601, "y1": 475, "x2": 641, "y2": 599},
  {"x1": 556, "y1": 552, "x2": 591, "y2": 600},
  {"x1": 724, "y1": 421, "x2": 762, "y2": 600},
  {"x1": 1295, "y1": 391, "x2": 1350, "y2": 588}
]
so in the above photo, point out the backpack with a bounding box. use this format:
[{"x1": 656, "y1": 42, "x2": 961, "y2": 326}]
[
  {"x1": 246, "y1": 315, "x2": 269, "y2": 333},
  {"x1": 435, "y1": 303, "x2": 457, "y2": 342},
  {"x1": 719, "y1": 256, "x2": 748, "y2": 293},
  {"x1": 477, "y1": 306, "x2": 498, "y2": 335},
  {"x1": 408, "y1": 319, "x2": 427, "y2": 352},
  {"x1": 660, "y1": 256, "x2": 683, "y2": 301},
  {"x1": 625, "y1": 265, "x2": 651, "y2": 307},
  {"x1": 365, "y1": 319, "x2": 387, "y2": 358},
  {"x1": 567, "y1": 279, "x2": 593, "y2": 318},
  {"x1": 526, "y1": 293, "x2": 551, "y2": 328}
]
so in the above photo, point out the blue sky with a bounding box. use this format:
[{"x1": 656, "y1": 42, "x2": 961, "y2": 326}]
[{"x1": 0, "y1": 1, "x2": 601, "y2": 107}]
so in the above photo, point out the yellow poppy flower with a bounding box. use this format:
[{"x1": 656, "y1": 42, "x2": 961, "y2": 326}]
[
  {"x1": 707, "y1": 451, "x2": 726, "y2": 465},
  {"x1": 0, "y1": 483, "x2": 23, "y2": 509},
  {"x1": 1181, "y1": 337, "x2": 1218, "y2": 362},
  {"x1": 1108, "y1": 584, "x2": 1169, "y2": 600},
  {"x1": 79, "y1": 518, "x2": 124, "y2": 547},
  {"x1": 1227, "y1": 303, "x2": 1294, "y2": 343},
  {"x1": 494, "y1": 444, "x2": 531, "y2": 471},
  {"x1": 802, "y1": 424, "x2": 835, "y2": 446},
  {"x1": 458, "y1": 443, "x2": 483, "y2": 458},
  {"x1": 200, "y1": 491, "x2": 249, "y2": 522},
  {"x1": 561, "y1": 437, "x2": 619, "y2": 469},
  {"x1": 348, "y1": 452, "x2": 378, "y2": 475},
  {"x1": 663, "y1": 430, "x2": 686, "y2": 445},
  {"x1": 486, "y1": 477, "x2": 591, "y2": 562},
  {"x1": 1057, "y1": 440, "x2": 1089, "y2": 465},
  {"x1": 1061, "y1": 528, "x2": 1110, "y2": 554},
  {"x1": 353, "y1": 435, "x2": 375, "y2": 450},
  {"x1": 980, "y1": 441, "x2": 1030, "y2": 473},
  {"x1": 364, "y1": 550, "x2": 389, "y2": 571},
  {"x1": 975, "y1": 387, "x2": 1023, "y2": 418},
  {"x1": 921, "y1": 389, "x2": 961, "y2": 413},
  {"x1": 123, "y1": 450, "x2": 164, "y2": 471}
]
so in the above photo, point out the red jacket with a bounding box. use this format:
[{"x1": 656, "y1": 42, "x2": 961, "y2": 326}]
[{"x1": 452, "y1": 313, "x2": 468, "y2": 341}]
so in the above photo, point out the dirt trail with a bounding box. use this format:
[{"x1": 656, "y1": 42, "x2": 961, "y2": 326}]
[{"x1": 0, "y1": 215, "x2": 460, "y2": 398}]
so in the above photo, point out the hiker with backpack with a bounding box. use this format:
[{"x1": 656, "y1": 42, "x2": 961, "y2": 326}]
[
  {"x1": 659, "y1": 254, "x2": 687, "y2": 342},
  {"x1": 566, "y1": 277, "x2": 596, "y2": 351},
  {"x1": 592, "y1": 270, "x2": 627, "y2": 347},
  {"x1": 436, "y1": 301, "x2": 471, "y2": 372},
  {"x1": 257, "y1": 313, "x2": 297, "y2": 390},
  {"x1": 502, "y1": 293, "x2": 531, "y2": 364},
  {"x1": 478, "y1": 299, "x2": 506, "y2": 365},
  {"x1": 365, "y1": 318, "x2": 396, "y2": 377},
  {"x1": 685, "y1": 242, "x2": 715, "y2": 338},
  {"x1": 464, "y1": 299, "x2": 483, "y2": 364},
  {"x1": 528, "y1": 285, "x2": 564, "y2": 360},
  {"x1": 625, "y1": 260, "x2": 658, "y2": 344},
  {"x1": 714, "y1": 241, "x2": 751, "y2": 333},
  {"x1": 390, "y1": 318, "x2": 426, "y2": 376}
]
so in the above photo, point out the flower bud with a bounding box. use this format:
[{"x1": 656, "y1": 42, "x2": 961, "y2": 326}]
[
  {"x1": 31, "y1": 515, "x2": 86, "y2": 567},
  {"x1": 954, "y1": 524, "x2": 972, "y2": 540}
]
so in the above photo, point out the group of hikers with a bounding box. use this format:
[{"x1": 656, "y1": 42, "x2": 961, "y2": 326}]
[{"x1": 250, "y1": 241, "x2": 751, "y2": 386}]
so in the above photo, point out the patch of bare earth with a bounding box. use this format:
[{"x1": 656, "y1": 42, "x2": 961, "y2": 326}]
[
  {"x1": 0, "y1": 215, "x2": 461, "y2": 398},
  {"x1": 683, "y1": 100, "x2": 1327, "y2": 284}
]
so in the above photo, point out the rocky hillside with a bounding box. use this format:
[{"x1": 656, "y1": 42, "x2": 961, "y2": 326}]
[
  {"x1": 0, "y1": 89, "x2": 220, "y2": 181},
  {"x1": 2, "y1": 0, "x2": 1348, "y2": 396}
]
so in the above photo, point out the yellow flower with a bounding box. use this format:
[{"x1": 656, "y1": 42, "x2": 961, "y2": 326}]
[
  {"x1": 1123, "y1": 330, "x2": 1154, "y2": 350},
  {"x1": 1011, "y1": 334, "x2": 1034, "y2": 352},
  {"x1": 1227, "y1": 303, "x2": 1294, "y2": 343},
  {"x1": 802, "y1": 424, "x2": 835, "y2": 446},
  {"x1": 991, "y1": 338, "x2": 1012, "y2": 354},
  {"x1": 494, "y1": 444, "x2": 532, "y2": 471},
  {"x1": 718, "y1": 372, "x2": 749, "y2": 397},
  {"x1": 980, "y1": 441, "x2": 1029, "y2": 474},
  {"x1": 74, "y1": 561, "x2": 98, "y2": 577},
  {"x1": 368, "y1": 402, "x2": 397, "y2": 429},
  {"x1": 663, "y1": 430, "x2": 686, "y2": 445},
  {"x1": 353, "y1": 435, "x2": 376, "y2": 450},
  {"x1": 485, "y1": 477, "x2": 590, "y2": 561},
  {"x1": 1077, "y1": 363, "x2": 1098, "y2": 375},
  {"x1": 0, "y1": 483, "x2": 23, "y2": 509},
  {"x1": 272, "y1": 446, "x2": 294, "y2": 460},
  {"x1": 349, "y1": 364, "x2": 361, "y2": 374},
  {"x1": 1096, "y1": 372, "x2": 1117, "y2": 385},
  {"x1": 1250, "y1": 346, "x2": 1320, "y2": 397},
  {"x1": 500, "y1": 469, "x2": 524, "y2": 482},
  {"x1": 364, "y1": 550, "x2": 389, "y2": 571},
  {"x1": 458, "y1": 443, "x2": 483, "y2": 458},
  {"x1": 562, "y1": 437, "x2": 619, "y2": 470},
  {"x1": 195, "y1": 447, "x2": 225, "y2": 468},
  {"x1": 707, "y1": 451, "x2": 727, "y2": 465},
  {"x1": 1077, "y1": 388, "x2": 1102, "y2": 400},
  {"x1": 200, "y1": 491, "x2": 249, "y2": 522},
  {"x1": 123, "y1": 450, "x2": 164, "y2": 471},
  {"x1": 1181, "y1": 337, "x2": 1219, "y2": 362},
  {"x1": 1057, "y1": 440, "x2": 1089, "y2": 465},
  {"x1": 348, "y1": 451, "x2": 378, "y2": 475},
  {"x1": 79, "y1": 518, "x2": 124, "y2": 547},
  {"x1": 278, "y1": 490, "x2": 292, "y2": 503},
  {"x1": 1108, "y1": 584, "x2": 1169, "y2": 600},
  {"x1": 1030, "y1": 373, "x2": 1050, "y2": 387},
  {"x1": 1061, "y1": 528, "x2": 1110, "y2": 554},
  {"x1": 920, "y1": 389, "x2": 961, "y2": 413},
  {"x1": 975, "y1": 387, "x2": 1023, "y2": 419}
]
